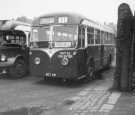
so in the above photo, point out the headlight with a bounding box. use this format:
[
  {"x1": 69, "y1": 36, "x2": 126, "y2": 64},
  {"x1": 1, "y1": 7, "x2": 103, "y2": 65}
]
[
  {"x1": 61, "y1": 58, "x2": 69, "y2": 66},
  {"x1": 73, "y1": 51, "x2": 77, "y2": 56},
  {"x1": 34, "y1": 57, "x2": 40, "y2": 65},
  {"x1": 1, "y1": 54, "x2": 6, "y2": 62}
]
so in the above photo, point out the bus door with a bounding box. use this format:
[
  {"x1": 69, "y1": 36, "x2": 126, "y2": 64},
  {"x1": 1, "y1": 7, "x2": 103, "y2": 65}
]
[
  {"x1": 103, "y1": 32, "x2": 109, "y2": 66},
  {"x1": 94, "y1": 29, "x2": 101, "y2": 70},
  {"x1": 77, "y1": 25, "x2": 87, "y2": 75},
  {"x1": 100, "y1": 31, "x2": 105, "y2": 67}
]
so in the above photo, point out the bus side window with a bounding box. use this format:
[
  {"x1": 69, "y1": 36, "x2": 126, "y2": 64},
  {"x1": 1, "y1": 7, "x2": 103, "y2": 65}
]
[
  {"x1": 103, "y1": 31, "x2": 106, "y2": 44},
  {"x1": 78, "y1": 26, "x2": 85, "y2": 48},
  {"x1": 16, "y1": 36, "x2": 20, "y2": 44},
  {"x1": 20, "y1": 36, "x2": 26, "y2": 46},
  {"x1": 77, "y1": 27, "x2": 81, "y2": 48},
  {"x1": 101, "y1": 31, "x2": 104, "y2": 44},
  {"x1": 111, "y1": 34, "x2": 115, "y2": 44},
  {"x1": 87, "y1": 27, "x2": 94, "y2": 45},
  {"x1": 108, "y1": 33, "x2": 113, "y2": 44},
  {"x1": 95, "y1": 29, "x2": 100, "y2": 44},
  {"x1": 81, "y1": 27, "x2": 85, "y2": 48}
]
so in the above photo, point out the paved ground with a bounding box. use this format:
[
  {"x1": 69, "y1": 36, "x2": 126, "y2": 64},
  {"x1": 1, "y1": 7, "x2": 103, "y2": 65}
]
[{"x1": 0, "y1": 68, "x2": 134, "y2": 115}]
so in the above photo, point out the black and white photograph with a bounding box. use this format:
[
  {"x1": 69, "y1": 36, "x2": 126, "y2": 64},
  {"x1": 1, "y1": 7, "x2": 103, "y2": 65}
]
[{"x1": 0, "y1": 0, "x2": 134, "y2": 115}]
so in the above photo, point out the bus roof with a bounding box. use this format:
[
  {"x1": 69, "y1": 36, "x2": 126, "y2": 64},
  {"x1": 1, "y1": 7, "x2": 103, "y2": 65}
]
[
  {"x1": 0, "y1": 20, "x2": 31, "y2": 32},
  {"x1": 32, "y1": 12, "x2": 86, "y2": 26},
  {"x1": 82, "y1": 19, "x2": 115, "y2": 34},
  {"x1": 32, "y1": 12, "x2": 115, "y2": 34},
  {"x1": 39, "y1": 12, "x2": 86, "y2": 19},
  {"x1": 0, "y1": 30, "x2": 26, "y2": 36}
]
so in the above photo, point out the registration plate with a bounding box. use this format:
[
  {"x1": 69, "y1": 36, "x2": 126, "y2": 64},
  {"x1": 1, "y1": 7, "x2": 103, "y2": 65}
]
[{"x1": 45, "y1": 73, "x2": 56, "y2": 77}]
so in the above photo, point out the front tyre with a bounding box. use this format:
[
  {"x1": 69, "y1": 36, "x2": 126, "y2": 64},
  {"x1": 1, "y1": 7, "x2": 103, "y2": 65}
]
[{"x1": 9, "y1": 59, "x2": 27, "y2": 78}]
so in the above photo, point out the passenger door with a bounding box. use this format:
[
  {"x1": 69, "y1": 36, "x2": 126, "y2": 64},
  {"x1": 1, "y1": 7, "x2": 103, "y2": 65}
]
[{"x1": 77, "y1": 25, "x2": 87, "y2": 75}]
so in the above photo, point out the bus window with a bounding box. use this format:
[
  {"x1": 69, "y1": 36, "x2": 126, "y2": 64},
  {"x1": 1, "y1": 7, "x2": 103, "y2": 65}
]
[
  {"x1": 31, "y1": 25, "x2": 78, "y2": 48},
  {"x1": 53, "y1": 25, "x2": 77, "y2": 48},
  {"x1": 107, "y1": 33, "x2": 110, "y2": 44},
  {"x1": 95, "y1": 29, "x2": 100, "y2": 44},
  {"x1": 30, "y1": 28, "x2": 50, "y2": 48},
  {"x1": 105, "y1": 32, "x2": 110, "y2": 44},
  {"x1": 78, "y1": 26, "x2": 85, "y2": 48},
  {"x1": 20, "y1": 36, "x2": 26, "y2": 45},
  {"x1": 31, "y1": 29, "x2": 38, "y2": 42},
  {"x1": 111, "y1": 34, "x2": 115, "y2": 44},
  {"x1": 108, "y1": 33, "x2": 114, "y2": 44},
  {"x1": 78, "y1": 27, "x2": 81, "y2": 48},
  {"x1": 87, "y1": 27, "x2": 94, "y2": 45},
  {"x1": 103, "y1": 32, "x2": 107, "y2": 44},
  {"x1": 38, "y1": 27, "x2": 50, "y2": 41},
  {"x1": 16, "y1": 36, "x2": 20, "y2": 44},
  {"x1": 81, "y1": 27, "x2": 85, "y2": 48},
  {"x1": 4, "y1": 35, "x2": 26, "y2": 45},
  {"x1": 101, "y1": 31, "x2": 104, "y2": 44}
]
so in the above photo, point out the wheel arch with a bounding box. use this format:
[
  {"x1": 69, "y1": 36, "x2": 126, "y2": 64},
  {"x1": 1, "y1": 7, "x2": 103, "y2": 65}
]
[
  {"x1": 8, "y1": 55, "x2": 27, "y2": 78},
  {"x1": 13, "y1": 55, "x2": 26, "y2": 64}
]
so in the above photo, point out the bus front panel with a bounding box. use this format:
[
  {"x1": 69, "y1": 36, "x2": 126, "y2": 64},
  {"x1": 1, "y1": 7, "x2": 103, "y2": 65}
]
[{"x1": 29, "y1": 49, "x2": 83, "y2": 79}]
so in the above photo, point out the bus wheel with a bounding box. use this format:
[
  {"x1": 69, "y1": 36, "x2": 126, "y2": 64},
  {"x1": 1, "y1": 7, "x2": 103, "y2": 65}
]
[{"x1": 9, "y1": 59, "x2": 26, "y2": 78}]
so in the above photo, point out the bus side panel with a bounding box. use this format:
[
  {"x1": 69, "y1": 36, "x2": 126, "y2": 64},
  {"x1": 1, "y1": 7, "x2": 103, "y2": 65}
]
[
  {"x1": 51, "y1": 50, "x2": 79, "y2": 79},
  {"x1": 75, "y1": 49, "x2": 87, "y2": 77},
  {"x1": 100, "y1": 45, "x2": 104, "y2": 68},
  {"x1": 95, "y1": 45, "x2": 102, "y2": 70},
  {"x1": 102, "y1": 45, "x2": 108, "y2": 67},
  {"x1": 108, "y1": 45, "x2": 115, "y2": 66},
  {"x1": 102, "y1": 45, "x2": 114, "y2": 67},
  {"x1": 111, "y1": 46, "x2": 116, "y2": 66}
]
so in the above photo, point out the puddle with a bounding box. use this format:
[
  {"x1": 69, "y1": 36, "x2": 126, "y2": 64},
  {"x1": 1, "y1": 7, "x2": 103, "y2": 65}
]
[
  {"x1": 0, "y1": 105, "x2": 51, "y2": 115},
  {"x1": 63, "y1": 97, "x2": 79, "y2": 106},
  {"x1": 63, "y1": 100, "x2": 75, "y2": 106}
]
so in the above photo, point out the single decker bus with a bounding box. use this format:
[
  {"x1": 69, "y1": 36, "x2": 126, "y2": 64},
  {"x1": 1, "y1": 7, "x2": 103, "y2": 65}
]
[
  {"x1": 30, "y1": 13, "x2": 115, "y2": 81},
  {"x1": 0, "y1": 20, "x2": 31, "y2": 78}
]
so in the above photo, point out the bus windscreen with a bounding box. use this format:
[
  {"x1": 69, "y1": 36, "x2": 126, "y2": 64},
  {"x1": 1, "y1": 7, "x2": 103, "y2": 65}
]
[
  {"x1": 52, "y1": 25, "x2": 77, "y2": 48},
  {"x1": 30, "y1": 25, "x2": 77, "y2": 48}
]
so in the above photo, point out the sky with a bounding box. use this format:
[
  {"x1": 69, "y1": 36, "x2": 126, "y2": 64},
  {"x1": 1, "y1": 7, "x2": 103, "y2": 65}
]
[{"x1": 0, "y1": 0, "x2": 135, "y2": 24}]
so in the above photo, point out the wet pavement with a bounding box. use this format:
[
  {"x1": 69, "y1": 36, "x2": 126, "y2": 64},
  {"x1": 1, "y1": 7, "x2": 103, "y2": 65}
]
[{"x1": 0, "y1": 68, "x2": 134, "y2": 115}]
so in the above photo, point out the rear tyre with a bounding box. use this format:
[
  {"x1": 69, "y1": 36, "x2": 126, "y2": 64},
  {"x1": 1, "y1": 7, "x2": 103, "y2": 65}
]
[{"x1": 9, "y1": 59, "x2": 27, "y2": 78}]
